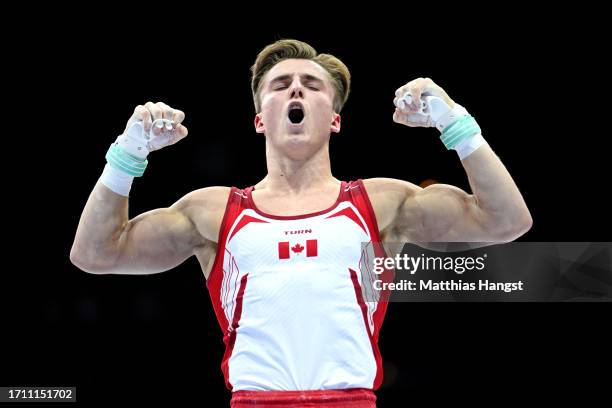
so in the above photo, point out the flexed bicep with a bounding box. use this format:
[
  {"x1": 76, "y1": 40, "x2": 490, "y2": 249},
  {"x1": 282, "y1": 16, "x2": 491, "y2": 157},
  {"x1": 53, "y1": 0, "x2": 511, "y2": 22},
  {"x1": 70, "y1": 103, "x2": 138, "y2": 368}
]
[
  {"x1": 113, "y1": 203, "x2": 204, "y2": 275},
  {"x1": 405, "y1": 184, "x2": 494, "y2": 243}
]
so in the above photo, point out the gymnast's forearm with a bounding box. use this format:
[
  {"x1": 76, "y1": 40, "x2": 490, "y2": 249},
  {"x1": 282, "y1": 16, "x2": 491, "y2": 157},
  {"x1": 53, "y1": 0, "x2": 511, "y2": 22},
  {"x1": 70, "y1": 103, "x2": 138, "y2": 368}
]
[
  {"x1": 70, "y1": 180, "x2": 130, "y2": 272},
  {"x1": 461, "y1": 143, "x2": 532, "y2": 236}
]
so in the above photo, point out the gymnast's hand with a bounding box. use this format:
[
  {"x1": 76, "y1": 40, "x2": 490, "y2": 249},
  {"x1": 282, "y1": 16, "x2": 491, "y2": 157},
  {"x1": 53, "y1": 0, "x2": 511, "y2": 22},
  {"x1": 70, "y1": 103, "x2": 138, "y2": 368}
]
[
  {"x1": 392, "y1": 78, "x2": 456, "y2": 128},
  {"x1": 123, "y1": 101, "x2": 189, "y2": 153}
]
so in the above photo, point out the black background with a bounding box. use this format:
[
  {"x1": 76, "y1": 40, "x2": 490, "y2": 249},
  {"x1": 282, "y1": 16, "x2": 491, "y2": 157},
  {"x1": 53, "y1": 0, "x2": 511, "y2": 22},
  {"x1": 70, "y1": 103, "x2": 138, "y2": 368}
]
[{"x1": 3, "y1": 4, "x2": 610, "y2": 407}]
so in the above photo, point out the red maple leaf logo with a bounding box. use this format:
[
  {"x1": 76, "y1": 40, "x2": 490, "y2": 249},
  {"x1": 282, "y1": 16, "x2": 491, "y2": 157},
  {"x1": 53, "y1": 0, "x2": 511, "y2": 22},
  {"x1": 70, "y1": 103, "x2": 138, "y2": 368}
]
[{"x1": 291, "y1": 243, "x2": 304, "y2": 254}]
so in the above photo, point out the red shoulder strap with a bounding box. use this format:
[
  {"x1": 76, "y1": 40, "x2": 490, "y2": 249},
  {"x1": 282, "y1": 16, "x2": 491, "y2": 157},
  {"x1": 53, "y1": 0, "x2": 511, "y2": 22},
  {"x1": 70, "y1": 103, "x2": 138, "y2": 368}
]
[
  {"x1": 345, "y1": 179, "x2": 383, "y2": 241},
  {"x1": 206, "y1": 187, "x2": 248, "y2": 289}
]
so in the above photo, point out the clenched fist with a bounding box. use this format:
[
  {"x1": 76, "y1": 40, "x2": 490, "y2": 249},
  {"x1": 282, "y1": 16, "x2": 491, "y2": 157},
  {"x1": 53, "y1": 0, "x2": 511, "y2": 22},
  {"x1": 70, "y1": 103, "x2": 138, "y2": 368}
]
[
  {"x1": 392, "y1": 78, "x2": 456, "y2": 128},
  {"x1": 123, "y1": 101, "x2": 189, "y2": 153}
]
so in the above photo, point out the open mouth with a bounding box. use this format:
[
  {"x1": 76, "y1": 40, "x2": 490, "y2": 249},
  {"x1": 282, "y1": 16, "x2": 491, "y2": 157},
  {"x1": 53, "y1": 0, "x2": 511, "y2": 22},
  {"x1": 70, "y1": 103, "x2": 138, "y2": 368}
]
[{"x1": 287, "y1": 102, "x2": 305, "y2": 124}]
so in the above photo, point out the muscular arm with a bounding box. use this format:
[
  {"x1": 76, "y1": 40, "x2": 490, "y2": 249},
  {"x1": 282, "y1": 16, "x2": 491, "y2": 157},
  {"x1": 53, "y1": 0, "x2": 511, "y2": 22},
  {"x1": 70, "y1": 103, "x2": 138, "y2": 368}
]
[
  {"x1": 366, "y1": 144, "x2": 532, "y2": 246},
  {"x1": 70, "y1": 182, "x2": 228, "y2": 275},
  {"x1": 374, "y1": 77, "x2": 533, "y2": 247}
]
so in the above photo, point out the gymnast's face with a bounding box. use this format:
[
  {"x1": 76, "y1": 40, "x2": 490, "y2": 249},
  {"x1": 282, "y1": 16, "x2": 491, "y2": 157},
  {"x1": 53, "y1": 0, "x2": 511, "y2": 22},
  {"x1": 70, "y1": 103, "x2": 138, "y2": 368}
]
[{"x1": 255, "y1": 59, "x2": 341, "y2": 158}]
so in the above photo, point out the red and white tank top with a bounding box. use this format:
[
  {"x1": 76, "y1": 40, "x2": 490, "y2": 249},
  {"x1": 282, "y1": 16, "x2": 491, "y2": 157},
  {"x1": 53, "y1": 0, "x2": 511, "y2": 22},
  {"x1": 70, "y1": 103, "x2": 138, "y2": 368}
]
[{"x1": 206, "y1": 179, "x2": 390, "y2": 392}]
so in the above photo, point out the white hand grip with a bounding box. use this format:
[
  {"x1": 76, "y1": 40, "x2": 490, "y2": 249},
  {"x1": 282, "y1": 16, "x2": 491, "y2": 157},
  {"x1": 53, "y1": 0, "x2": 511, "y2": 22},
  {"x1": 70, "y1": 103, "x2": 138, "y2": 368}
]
[
  {"x1": 395, "y1": 93, "x2": 453, "y2": 128},
  {"x1": 116, "y1": 119, "x2": 175, "y2": 158}
]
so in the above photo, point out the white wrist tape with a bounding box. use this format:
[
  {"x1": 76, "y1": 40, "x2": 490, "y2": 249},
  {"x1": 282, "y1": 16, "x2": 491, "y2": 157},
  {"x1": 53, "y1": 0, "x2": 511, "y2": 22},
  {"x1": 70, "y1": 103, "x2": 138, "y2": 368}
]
[
  {"x1": 100, "y1": 163, "x2": 134, "y2": 196},
  {"x1": 396, "y1": 92, "x2": 486, "y2": 159},
  {"x1": 455, "y1": 132, "x2": 487, "y2": 160},
  {"x1": 102, "y1": 118, "x2": 176, "y2": 196}
]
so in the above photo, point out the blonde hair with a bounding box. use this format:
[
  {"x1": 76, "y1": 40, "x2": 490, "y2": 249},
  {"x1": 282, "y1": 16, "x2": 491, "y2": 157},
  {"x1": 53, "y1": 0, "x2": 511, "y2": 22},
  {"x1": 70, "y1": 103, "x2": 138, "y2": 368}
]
[{"x1": 250, "y1": 39, "x2": 351, "y2": 113}]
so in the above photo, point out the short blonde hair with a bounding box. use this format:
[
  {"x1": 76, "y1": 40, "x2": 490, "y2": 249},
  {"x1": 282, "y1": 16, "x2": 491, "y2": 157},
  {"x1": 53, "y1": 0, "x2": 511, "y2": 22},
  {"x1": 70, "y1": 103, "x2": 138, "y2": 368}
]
[{"x1": 250, "y1": 39, "x2": 351, "y2": 113}]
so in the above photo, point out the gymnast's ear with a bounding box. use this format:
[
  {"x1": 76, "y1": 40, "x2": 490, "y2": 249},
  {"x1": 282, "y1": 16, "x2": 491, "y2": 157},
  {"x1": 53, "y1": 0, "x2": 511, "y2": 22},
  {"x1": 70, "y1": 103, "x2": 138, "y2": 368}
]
[
  {"x1": 330, "y1": 112, "x2": 341, "y2": 134},
  {"x1": 255, "y1": 113, "x2": 265, "y2": 134}
]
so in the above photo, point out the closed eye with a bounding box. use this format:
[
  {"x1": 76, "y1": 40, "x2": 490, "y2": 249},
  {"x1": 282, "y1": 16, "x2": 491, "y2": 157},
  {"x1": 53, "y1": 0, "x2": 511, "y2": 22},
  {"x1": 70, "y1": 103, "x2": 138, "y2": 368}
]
[{"x1": 274, "y1": 85, "x2": 318, "y2": 91}]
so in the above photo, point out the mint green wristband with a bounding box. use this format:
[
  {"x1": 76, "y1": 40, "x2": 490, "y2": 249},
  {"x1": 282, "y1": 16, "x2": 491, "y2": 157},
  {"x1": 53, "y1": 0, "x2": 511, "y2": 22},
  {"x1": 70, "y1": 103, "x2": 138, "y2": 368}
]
[
  {"x1": 105, "y1": 143, "x2": 148, "y2": 177},
  {"x1": 439, "y1": 115, "x2": 481, "y2": 150}
]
